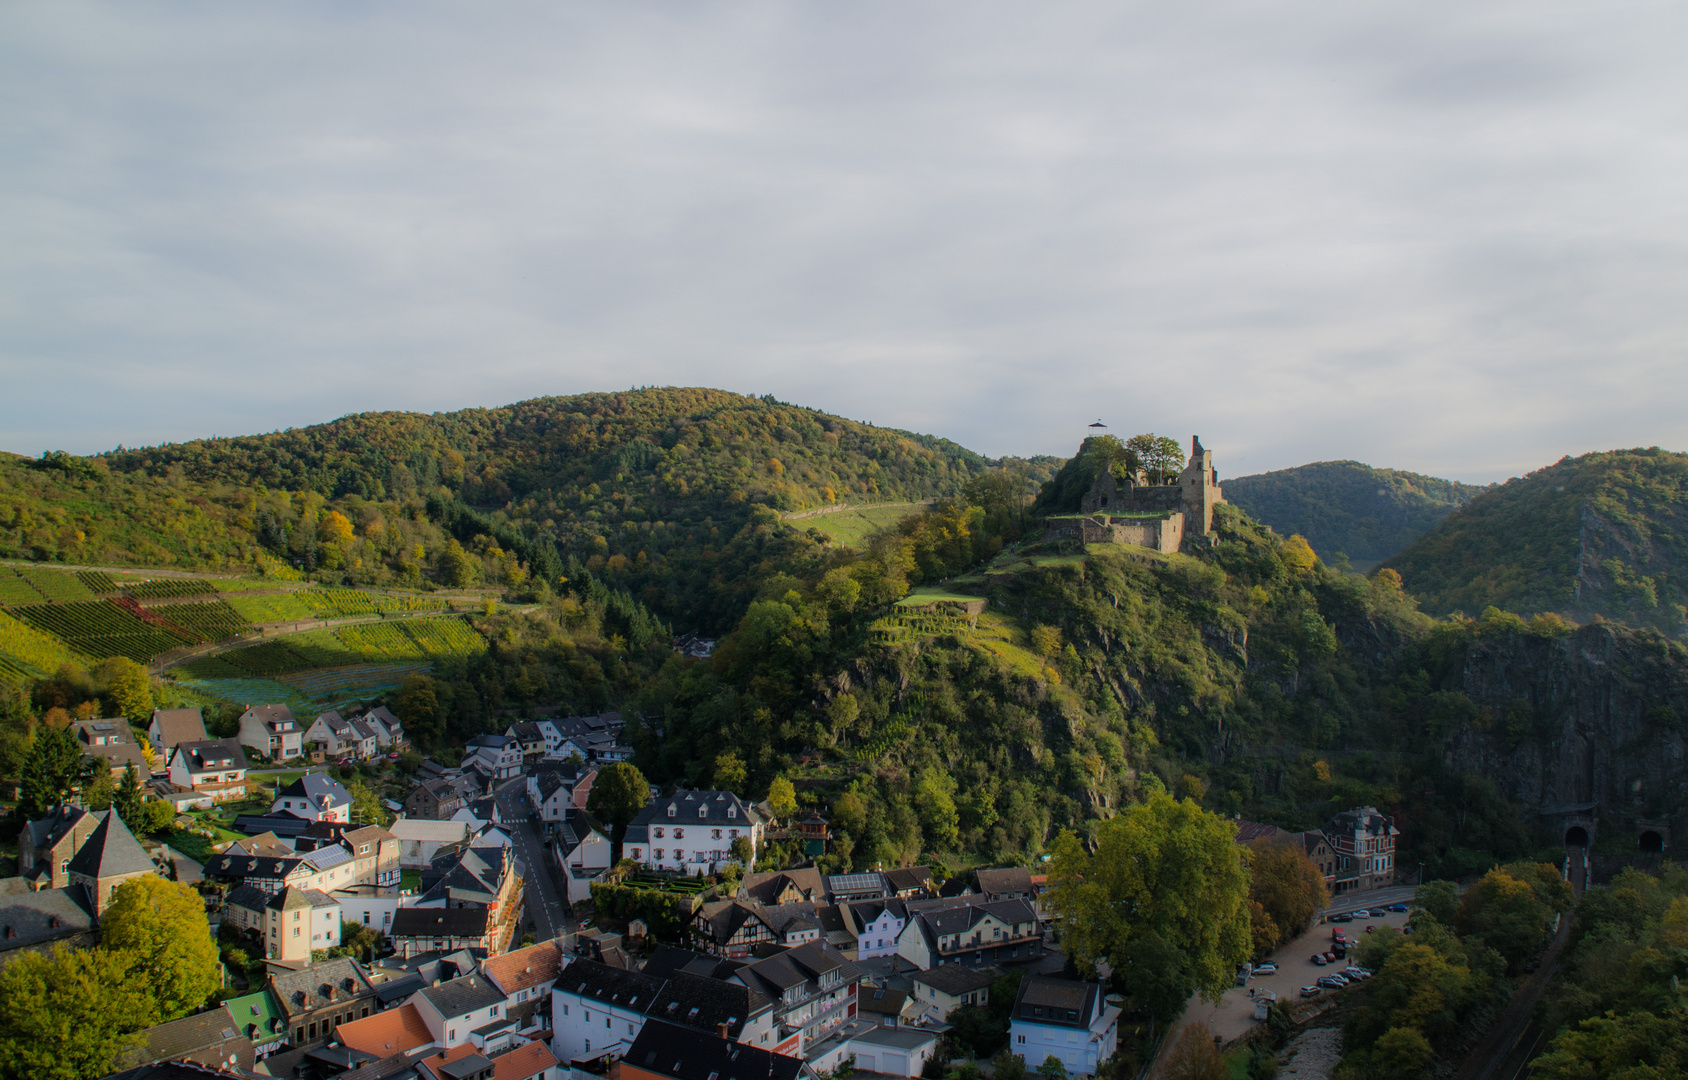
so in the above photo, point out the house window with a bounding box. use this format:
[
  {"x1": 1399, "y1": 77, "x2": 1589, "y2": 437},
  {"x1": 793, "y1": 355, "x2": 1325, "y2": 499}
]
[
  {"x1": 713, "y1": 829, "x2": 721, "y2": 840},
  {"x1": 674, "y1": 828, "x2": 684, "y2": 839}
]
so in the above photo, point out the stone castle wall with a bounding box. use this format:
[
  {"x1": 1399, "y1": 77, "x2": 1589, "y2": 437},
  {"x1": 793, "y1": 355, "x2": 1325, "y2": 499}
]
[{"x1": 1045, "y1": 512, "x2": 1185, "y2": 553}]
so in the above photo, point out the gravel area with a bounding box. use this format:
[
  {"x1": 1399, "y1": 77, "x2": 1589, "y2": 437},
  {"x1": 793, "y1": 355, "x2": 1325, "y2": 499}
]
[{"x1": 1278, "y1": 1027, "x2": 1344, "y2": 1080}]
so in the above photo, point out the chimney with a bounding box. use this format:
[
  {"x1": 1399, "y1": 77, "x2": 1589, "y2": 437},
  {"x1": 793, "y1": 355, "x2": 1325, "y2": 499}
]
[{"x1": 717, "y1": 1022, "x2": 729, "y2": 1039}]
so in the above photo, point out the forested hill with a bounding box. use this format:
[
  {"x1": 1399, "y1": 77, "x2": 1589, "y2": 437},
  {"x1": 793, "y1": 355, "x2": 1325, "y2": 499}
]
[
  {"x1": 1224, "y1": 460, "x2": 1486, "y2": 569},
  {"x1": 8, "y1": 389, "x2": 1030, "y2": 633},
  {"x1": 1385, "y1": 447, "x2": 1688, "y2": 635},
  {"x1": 102, "y1": 388, "x2": 990, "y2": 515}
]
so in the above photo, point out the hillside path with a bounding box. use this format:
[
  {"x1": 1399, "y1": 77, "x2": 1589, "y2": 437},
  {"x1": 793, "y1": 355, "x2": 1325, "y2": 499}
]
[{"x1": 781, "y1": 501, "x2": 928, "y2": 521}]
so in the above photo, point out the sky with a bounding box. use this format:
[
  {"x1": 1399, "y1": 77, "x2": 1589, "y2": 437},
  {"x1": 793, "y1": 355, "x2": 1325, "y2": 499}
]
[{"x1": 3, "y1": 2, "x2": 1686, "y2": 483}]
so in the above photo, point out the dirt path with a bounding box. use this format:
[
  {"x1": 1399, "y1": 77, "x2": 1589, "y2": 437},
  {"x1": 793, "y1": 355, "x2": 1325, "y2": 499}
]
[
  {"x1": 780, "y1": 501, "x2": 928, "y2": 521},
  {"x1": 1451, "y1": 851, "x2": 1587, "y2": 1080}
]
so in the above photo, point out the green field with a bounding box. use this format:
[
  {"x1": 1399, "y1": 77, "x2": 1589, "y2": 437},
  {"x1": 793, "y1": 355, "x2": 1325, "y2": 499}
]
[
  {"x1": 894, "y1": 589, "x2": 985, "y2": 607},
  {"x1": 791, "y1": 503, "x2": 924, "y2": 548}
]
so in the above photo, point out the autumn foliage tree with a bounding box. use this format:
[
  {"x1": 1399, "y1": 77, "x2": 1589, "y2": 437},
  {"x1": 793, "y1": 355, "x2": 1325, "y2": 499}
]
[
  {"x1": 1161, "y1": 1022, "x2": 1227, "y2": 1080},
  {"x1": 1247, "y1": 837, "x2": 1331, "y2": 953}
]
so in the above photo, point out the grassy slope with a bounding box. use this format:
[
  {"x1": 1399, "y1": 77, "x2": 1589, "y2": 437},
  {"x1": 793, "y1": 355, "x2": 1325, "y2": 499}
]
[
  {"x1": 1385, "y1": 448, "x2": 1688, "y2": 632},
  {"x1": 1224, "y1": 460, "x2": 1487, "y2": 567}
]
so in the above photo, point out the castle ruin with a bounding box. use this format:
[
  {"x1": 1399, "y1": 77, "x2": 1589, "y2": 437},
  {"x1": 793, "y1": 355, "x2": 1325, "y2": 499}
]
[{"x1": 1044, "y1": 436, "x2": 1225, "y2": 553}]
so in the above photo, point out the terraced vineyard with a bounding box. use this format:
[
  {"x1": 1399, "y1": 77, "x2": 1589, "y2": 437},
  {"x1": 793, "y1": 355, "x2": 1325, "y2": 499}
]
[
  {"x1": 178, "y1": 616, "x2": 485, "y2": 678},
  {"x1": 126, "y1": 578, "x2": 218, "y2": 600},
  {"x1": 0, "y1": 609, "x2": 89, "y2": 681},
  {"x1": 163, "y1": 601, "x2": 252, "y2": 640},
  {"x1": 13, "y1": 600, "x2": 194, "y2": 662},
  {"x1": 76, "y1": 571, "x2": 119, "y2": 594},
  {"x1": 15, "y1": 568, "x2": 96, "y2": 604},
  {"x1": 0, "y1": 570, "x2": 41, "y2": 606},
  {"x1": 222, "y1": 591, "x2": 317, "y2": 624},
  {"x1": 276, "y1": 662, "x2": 430, "y2": 698}
]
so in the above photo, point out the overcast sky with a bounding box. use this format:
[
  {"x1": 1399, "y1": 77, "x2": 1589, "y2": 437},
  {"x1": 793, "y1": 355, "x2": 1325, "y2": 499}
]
[{"x1": 3, "y1": 2, "x2": 1686, "y2": 482}]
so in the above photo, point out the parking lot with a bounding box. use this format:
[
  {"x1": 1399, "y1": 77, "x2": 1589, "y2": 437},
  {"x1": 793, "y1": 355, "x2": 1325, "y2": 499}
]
[{"x1": 1157, "y1": 888, "x2": 1418, "y2": 1059}]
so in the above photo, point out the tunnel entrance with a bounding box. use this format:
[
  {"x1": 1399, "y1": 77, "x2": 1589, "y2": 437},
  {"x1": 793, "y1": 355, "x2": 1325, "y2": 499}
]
[
  {"x1": 1639, "y1": 830, "x2": 1664, "y2": 853},
  {"x1": 1565, "y1": 826, "x2": 1590, "y2": 848}
]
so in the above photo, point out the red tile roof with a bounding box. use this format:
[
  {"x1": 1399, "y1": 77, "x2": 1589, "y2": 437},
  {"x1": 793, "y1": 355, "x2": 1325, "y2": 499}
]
[
  {"x1": 479, "y1": 939, "x2": 563, "y2": 996},
  {"x1": 334, "y1": 1002, "x2": 435, "y2": 1057},
  {"x1": 494, "y1": 1038, "x2": 559, "y2": 1080}
]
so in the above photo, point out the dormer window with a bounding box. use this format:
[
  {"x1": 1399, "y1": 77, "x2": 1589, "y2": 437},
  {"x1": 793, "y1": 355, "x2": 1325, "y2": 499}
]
[
  {"x1": 698, "y1": 807, "x2": 706, "y2": 819},
  {"x1": 728, "y1": 806, "x2": 736, "y2": 819},
  {"x1": 667, "y1": 805, "x2": 676, "y2": 818}
]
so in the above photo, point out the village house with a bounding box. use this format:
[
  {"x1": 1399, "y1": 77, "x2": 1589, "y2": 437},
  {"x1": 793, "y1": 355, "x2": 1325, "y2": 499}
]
[
  {"x1": 406, "y1": 778, "x2": 467, "y2": 821},
  {"x1": 165, "y1": 738, "x2": 250, "y2": 805},
  {"x1": 480, "y1": 939, "x2": 564, "y2": 1037},
  {"x1": 272, "y1": 771, "x2": 353, "y2": 823},
  {"x1": 893, "y1": 896, "x2": 1041, "y2": 970},
  {"x1": 617, "y1": 1021, "x2": 809, "y2": 1080},
  {"x1": 739, "y1": 868, "x2": 826, "y2": 906},
  {"x1": 412, "y1": 1040, "x2": 561, "y2": 1080},
  {"x1": 305, "y1": 711, "x2": 380, "y2": 760},
  {"x1": 270, "y1": 956, "x2": 380, "y2": 1048},
  {"x1": 689, "y1": 900, "x2": 823, "y2": 957},
  {"x1": 117, "y1": 1004, "x2": 258, "y2": 1075},
  {"x1": 909, "y1": 965, "x2": 996, "y2": 1021},
  {"x1": 296, "y1": 822, "x2": 402, "y2": 888},
  {"x1": 550, "y1": 959, "x2": 778, "y2": 1062},
  {"x1": 331, "y1": 1000, "x2": 437, "y2": 1061},
  {"x1": 203, "y1": 841, "x2": 369, "y2": 897},
  {"x1": 239, "y1": 703, "x2": 304, "y2": 761},
  {"x1": 843, "y1": 898, "x2": 908, "y2": 959},
  {"x1": 390, "y1": 818, "x2": 470, "y2": 868},
  {"x1": 730, "y1": 940, "x2": 863, "y2": 1059},
  {"x1": 17, "y1": 806, "x2": 100, "y2": 891},
  {"x1": 147, "y1": 706, "x2": 209, "y2": 757},
  {"x1": 1009, "y1": 976, "x2": 1120, "y2": 1078},
  {"x1": 223, "y1": 988, "x2": 290, "y2": 1060},
  {"x1": 361, "y1": 706, "x2": 406, "y2": 751},
  {"x1": 1322, "y1": 806, "x2": 1400, "y2": 893},
  {"x1": 624, "y1": 789, "x2": 763, "y2": 875},
  {"x1": 505, "y1": 722, "x2": 548, "y2": 763},
  {"x1": 70, "y1": 719, "x2": 150, "y2": 777},
  {"x1": 409, "y1": 972, "x2": 512, "y2": 1054},
  {"x1": 389, "y1": 907, "x2": 493, "y2": 958},
  {"x1": 552, "y1": 809, "x2": 612, "y2": 905},
  {"x1": 263, "y1": 886, "x2": 343, "y2": 962},
  {"x1": 462, "y1": 734, "x2": 522, "y2": 781}
]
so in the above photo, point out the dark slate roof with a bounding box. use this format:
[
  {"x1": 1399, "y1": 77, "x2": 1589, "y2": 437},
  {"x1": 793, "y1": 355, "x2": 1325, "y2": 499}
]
[
  {"x1": 242, "y1": 703, "x2": 298, "y2": 731},
  {"x1": 224, "y1": 884, "x2": 270, "y2": 914},
  {"x1": 624, "y1": 1019, "x2": 806, "y2": 1080},
  {"x1": 1323, "y1": 806, "x2": 1398, "y2": 837},
  {"x1": 234, "y1": 812, "x2": 311, "y2": 837},
  {"x1": 391, "y1": 907, "x2": 490, "y2": 938},
  {"x1": 735, "y1": 941, "x2": 856, "y2": 1001},
  {"x1": 631, "y1": 789, "x2": 756, "y2": 829},
  {"x1": 125, "y1": 1005, "x2": 249, "y2": 1067},
  {"x1": 882, "y1": 866, "x2": 933, "y2": 894},
  {"x1": 415, "y1": 973, "x2": 505, "y2": 1019},
  {"x1": 640, "y1": 944, "x2": 740, "y2": 981},
  {"x1": 465, "y1": 734, "x2": 516, "y2": 749},
  {"x1": 911, "y1": 965, "x2": 997, "y2": 995},
  {"x1": 270, "y1": 957, "x2": 374, "y2": 1016},
  {"x1": 740, "y1": 868, "x2": 826, "y2": 905},
  {"x1": 857, "y1": 986, "x2": 909, "y2": 1016},
  {"x1": 203, "y1": 853, "x2": 308, "y2": 881},
  {"x1": 21, "y1": 806, "x2": 92, "y2": 854},
  {"x1": 973, "y1": 866, "x2": 1035, "y2": 897},
  {"x1": 555, "y1": 960, "x2": 668, "y2": 1010},
  {"x1": 104, "y1": 1062, "x2": 267, "y2": 1080},
  {"x1": 276, "y1": 771, "x2": 352, "y2": 808},
  {"x1": 267, "y1": 886, "x2": 335, "y2": 911},
  {"x1": 173, "y1": 738, "x2": 246, "y2": 773},
  {"x1": 66, "y1": 810, "x2": 155, "y2": 880},
  {"x1": 1013, "y1": 975, "x2": 1099, "y2": 1029},
  {"x1": 0, "y1": 885, "x2": 95, "y2": 950},
  {"x1": 648, "y1": 971, "x2": 770, "y2": 1037}
]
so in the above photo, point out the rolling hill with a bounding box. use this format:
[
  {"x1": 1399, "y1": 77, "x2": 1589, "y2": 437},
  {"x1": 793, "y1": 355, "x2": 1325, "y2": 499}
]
[
  {"x1": 1384, "y1": 448, "x2": 1688, "y2": 634},
  {"x1": 1224, "y1": 460, "x2": 1487, "y2": 570}
]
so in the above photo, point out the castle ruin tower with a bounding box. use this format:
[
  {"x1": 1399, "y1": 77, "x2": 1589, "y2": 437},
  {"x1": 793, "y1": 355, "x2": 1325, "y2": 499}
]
[{"x1": 1178, "y1": 436, "x2": 1225, "y2": 535}]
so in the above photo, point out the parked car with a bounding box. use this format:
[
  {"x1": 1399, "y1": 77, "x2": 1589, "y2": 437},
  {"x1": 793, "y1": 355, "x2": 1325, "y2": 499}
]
[
  {"x1": 1387, "y1": 903, "x2": 1409, "y2": 912},
  {"x1": 1254, "y1": 962, "x2": 1278, "y2": 975},
  {"x1": 1300, "y1": 986, "x2": 1322, "y2": 998},
  {"x1": 1331, "y1": 944, "x2": 1347, "y2": 959},
  {"x1": 1331, "y1": 913, "x2": 1354, "y2": 923},
  {"x1": 388, "y1": 752, "x2": 401, "y2": 760},
  {"x1": 1351, "y1": 909, "x2": 1371, "y2": 918},
  {"x1": 1311, "y1": 954, "x2": 1328, "y2": 966},
  {"x1": 1344, "y1": 966, "x2": 1372, "y2": 980},
  {"x1": 1317, "y1": 975, "x2": 1348, "y2": 989}
]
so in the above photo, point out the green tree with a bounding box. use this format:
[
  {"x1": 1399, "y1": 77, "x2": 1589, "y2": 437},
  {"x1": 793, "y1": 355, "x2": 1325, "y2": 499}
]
[
  {"x1": 766, "y1": 775, "x2": 798, "y2": 823},
  {"x1": 587, "y1": 762, "x2": 650, "y2": 863},
  {"x1": 713, "y1": 751, "x2": 747, "y2": 795},
  {"x1": 1413, "y1": 880, "x2": 1459, "y2": 926},
  {"x1": 1455, "y1": 863, "x2": 1572, "y2": 972},
  {"x1": 99, "y1": 876, "x2": 221, "y2": 1020},
  {"x1": 1370, "y1": 1027, "x2": 1435, "y2": 1080},
  {"x1": 1118, "y1": 930, "x2": 1196, "y2": 1022},
  {"x1": 1037, "y1": 1057, "x2": 1068, "y2": 1080},
  {"x1": 1044, "y1": 794, "x2": 1252, "y2": 1001},
  {"x1": 100, "y1": 657, "x2": 153, "y2": 724},
  {"x1": 348, "y1": 778, "x2": 392, "y2": 827},
  {"x1": 1530, "y1": 1006, "x2": 1688, "y2": 1080},
  {"x1": 913, "y1": 768, "x2": 960, "y2": 849},
  {"x1": 0, "y1": 945, "x2": 157, "y2": 1080},
  {"x1": 139, "y1": 799, "x2": 176, "y2": 836},
  {"x1": 730, "y1": 835, "x2": 755, "y2": 865},
  {"x1": 112, "y1": 763, "x2": 145, "y2": 829},
  {"x1": 393, "y1": 676, "x2": 442, "y2": 750},
  {"x1": 18, "y1": 727, "x2": 85, "y2": 819},
  {"x1": 832, "y1": 791, "x2": 867, "y2": 836}
]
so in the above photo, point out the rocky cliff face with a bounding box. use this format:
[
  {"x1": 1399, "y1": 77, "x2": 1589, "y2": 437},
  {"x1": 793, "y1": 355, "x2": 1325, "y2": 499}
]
[{"x1": 1446, "y1": 622, "x2": 1688, "y2": 844}]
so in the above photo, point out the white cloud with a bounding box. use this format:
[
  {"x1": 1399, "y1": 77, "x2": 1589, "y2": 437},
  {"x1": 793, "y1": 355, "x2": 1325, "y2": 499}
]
[{"x1": 1, "y1": 0, "x2": 1685, "y2": 483}]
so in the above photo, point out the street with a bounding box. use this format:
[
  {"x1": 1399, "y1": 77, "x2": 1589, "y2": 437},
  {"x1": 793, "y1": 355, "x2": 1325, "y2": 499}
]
[{"x1": 495, "y1": 777, "x2": 573, "y2": 947}]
